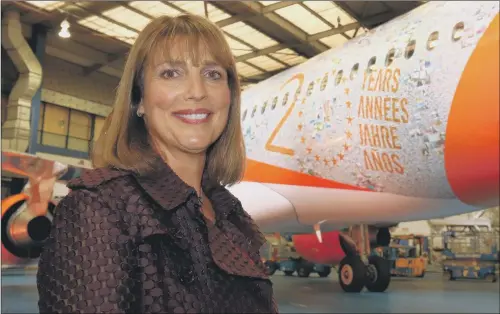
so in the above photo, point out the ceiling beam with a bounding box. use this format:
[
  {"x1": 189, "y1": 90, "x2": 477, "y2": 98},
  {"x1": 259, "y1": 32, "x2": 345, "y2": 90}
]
[
  {"x1": 10, "y1": 1, "x2": 134, "y2": 78},
  {"x1": 238, "y1": 10, "x2": 397, "y2": 83},
  {"x1": 216, "y1": 1, "x2": 301, "y2": 27},
  {"x1": 10, "y1": 1, "x2": 131, "y2": 52},
  {"x1": 211, "y1": 1, "x2": 330, "y2": 58},
  {"x1": 240, "y1": 69, "x2": 285, "y2": 84},
  {"x1": 79, "y1": 0, "x2": 347, "y2": 77},
  {"x1": 81, "y1": 0, "x2": 300, "y2": 76},
  {"x1": 19, "y1": 1, "x2": 124, "y2": 27},
  {"x1": 235, "y1": 20, "x2": 360, "y2": 63}
]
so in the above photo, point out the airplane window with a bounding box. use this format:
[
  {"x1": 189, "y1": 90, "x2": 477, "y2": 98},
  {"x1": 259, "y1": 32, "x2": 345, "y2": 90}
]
[
  {"x1": 307, "y1": 81, "x2": 314, "y2": 96},
  {"x1": 282, "y1": 92, "x2": 289, "y2": 106},
  {"x1": 405, "y1": 40, "x2": 416, "y2": 59},
  {"x1": 335, "y1": 70, "x2": 343, "y2": 86},
  {"x1": 427, "y1": 31, "x2": 439, "y2": 50},
  {"x1": 294, "y1": 87, "x2": 300, "y2": 102},
  {"x1": 350, "y1": 63, "x2": 359, "y2": 80},
  {"x1": 320, "y1": 72, "x2": 329, "y2": 91},
  {"x1": 251, "y1": 105, "x2": 257, "y2": 118},
  {"x1": 242, "y1": 109, "x2": 247, "y2": 121},
  {"x1": 385, "y1": 48, "x2": 396, "y2": 66},
  {"x1": 367, "y1": 57, "x2": 376, "y2": 73},
  {"x1": 271, "y1": 96, "x2": 278, "y2": 110},
  {"x1": 452, "y1": 22, "x2": 464, "y2": 41},
  {"x1": 261, "y1": 101, "x2": 267, "y2": 114}
]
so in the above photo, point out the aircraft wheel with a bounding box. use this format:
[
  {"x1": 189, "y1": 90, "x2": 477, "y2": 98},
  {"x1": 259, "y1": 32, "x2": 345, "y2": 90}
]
[
  {"x1": 264, "y1": 261, "x2": 277, "y2": 276},
  {"x1": 297, "y1": 260, "x2": 314, "y2": 278},
  {"x1": 365, "y1": 255, "x2": 391, "y2": 292},
  {"x1": 318, "y1": 268, "x2": 331, "y2": 277},
  {"x1": 444, "y1": 270, "x2": 455, "y2": 281},
  {"x1": 338, "y1": 255, "x2": 365, "y2": 293},
  {"x1": 297, "y1": 265, "x2": 312, "y2": 278}
]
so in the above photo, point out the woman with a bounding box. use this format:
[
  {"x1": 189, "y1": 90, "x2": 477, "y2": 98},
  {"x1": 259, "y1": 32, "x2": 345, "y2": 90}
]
[{"x1": 36, "y1": 13, "x2": 278, "y2": 314}]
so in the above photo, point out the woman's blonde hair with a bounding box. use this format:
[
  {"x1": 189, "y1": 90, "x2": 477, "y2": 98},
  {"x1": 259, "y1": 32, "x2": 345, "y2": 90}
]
[{"x1": 91, "y1": 14, "x2": 245, "y2": 186}]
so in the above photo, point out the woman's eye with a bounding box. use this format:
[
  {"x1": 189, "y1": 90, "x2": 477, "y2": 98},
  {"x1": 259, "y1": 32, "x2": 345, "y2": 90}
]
[
  {"x1": 206, "y1": 70, "x2": 222, "y2": 80},
  {"x1": 161, "y1": 69, "x2": 180, "y2": 79}
]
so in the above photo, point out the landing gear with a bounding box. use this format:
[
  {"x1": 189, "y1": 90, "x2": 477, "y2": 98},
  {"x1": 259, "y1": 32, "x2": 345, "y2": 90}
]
[
  {"x1": 338, "y1": 255, "x2": 391, "y2": 293},
  {"x1": 365, "y1": 255, "x2": 391, "y2": 292},
  {"x1": 338, "y1": 255, "x2": 366, "y2": 292},
  {"x1": 338, "y1": 225, "x2": 392, "y2": 293}
]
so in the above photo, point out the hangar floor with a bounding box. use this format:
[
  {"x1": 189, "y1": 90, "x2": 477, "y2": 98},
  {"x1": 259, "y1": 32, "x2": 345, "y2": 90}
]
[{"x1": 2, "y1": 269, "x2": 499, "y2": 313}]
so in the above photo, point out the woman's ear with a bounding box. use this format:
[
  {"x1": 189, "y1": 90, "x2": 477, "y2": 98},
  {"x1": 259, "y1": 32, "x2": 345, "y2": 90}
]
[{"x1": 137, "y1": 103, "x2": 145, "y2": 117}]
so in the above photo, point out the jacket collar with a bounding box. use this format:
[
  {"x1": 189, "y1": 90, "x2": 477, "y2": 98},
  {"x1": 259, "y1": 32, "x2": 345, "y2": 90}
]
[{"x1": 68, "y1": 156, "x2": 239, "y2": 218}]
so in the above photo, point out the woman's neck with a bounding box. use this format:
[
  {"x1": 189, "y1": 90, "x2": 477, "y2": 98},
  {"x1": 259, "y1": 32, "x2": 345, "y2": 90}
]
[
  {"x1": 167, "y1": 153, "x2": 206, "y2": 195},
  {"x1": 151, "y1": 139, "x2": 206, "y2": 196}
]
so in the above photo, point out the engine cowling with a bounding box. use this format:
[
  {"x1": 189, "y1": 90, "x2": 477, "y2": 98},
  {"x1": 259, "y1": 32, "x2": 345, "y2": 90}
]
[
  {"x1": 1, "y1": 193, "x2": 53, "y2": 265},
  {"x1": 292, "y1": 231, "x2": 347, "y2": 265},
  {"x1": 291, "y1": 227, "x2": 392, "y2": 265}
]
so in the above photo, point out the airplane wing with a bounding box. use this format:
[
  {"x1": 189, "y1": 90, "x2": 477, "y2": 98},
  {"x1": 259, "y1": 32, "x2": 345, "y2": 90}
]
[{"x1": 1, "y1": 150, "x2": 87, "y2": 182}]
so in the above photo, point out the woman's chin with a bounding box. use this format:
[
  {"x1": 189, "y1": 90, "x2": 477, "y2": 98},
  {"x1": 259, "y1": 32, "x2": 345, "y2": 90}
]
[{"x1": 179, "y1": 141, "x2": 211, "y2": 154}]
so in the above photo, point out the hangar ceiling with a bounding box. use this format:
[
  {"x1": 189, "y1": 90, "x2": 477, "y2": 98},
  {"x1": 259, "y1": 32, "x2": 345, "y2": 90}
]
[{"x1": 1, "y1": 1, "x2": 424, "y2": 89}]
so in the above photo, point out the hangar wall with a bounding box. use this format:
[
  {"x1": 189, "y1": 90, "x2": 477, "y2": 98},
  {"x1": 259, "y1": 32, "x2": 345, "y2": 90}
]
[{"x1": 1, "y1": 11, "x2": 117, "y2": 165}]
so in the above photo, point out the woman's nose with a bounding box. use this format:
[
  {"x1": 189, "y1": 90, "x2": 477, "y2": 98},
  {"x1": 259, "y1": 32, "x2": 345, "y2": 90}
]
[{"x1": 184, "y1": 75, "x2": 208, "y2": 102}]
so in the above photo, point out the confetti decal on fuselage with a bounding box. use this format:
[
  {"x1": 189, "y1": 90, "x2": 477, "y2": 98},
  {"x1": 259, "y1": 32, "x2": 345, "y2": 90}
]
[{"x1": 239, "y1": 1, "x2": 499, "y2": 199}]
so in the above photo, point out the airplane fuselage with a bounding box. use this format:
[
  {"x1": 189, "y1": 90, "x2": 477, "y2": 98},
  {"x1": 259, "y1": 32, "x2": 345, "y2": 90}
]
[
  {"x1": 229, "y1": 1, "x2": 499, "y2": 233},
  {"x1": 1, "y1": 2, "x2": 499, "y2": 267}
]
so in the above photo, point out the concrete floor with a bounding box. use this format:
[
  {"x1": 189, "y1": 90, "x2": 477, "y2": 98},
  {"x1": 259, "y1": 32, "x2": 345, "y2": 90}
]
[{"x1": 2, "y1": 269, "x2": 499, "y2": 313}]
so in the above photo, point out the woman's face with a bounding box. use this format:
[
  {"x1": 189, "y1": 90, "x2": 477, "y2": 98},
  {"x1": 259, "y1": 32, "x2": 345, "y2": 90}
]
[{"x1": 139, "y1": 46, "x2": 231, "y2": 156}]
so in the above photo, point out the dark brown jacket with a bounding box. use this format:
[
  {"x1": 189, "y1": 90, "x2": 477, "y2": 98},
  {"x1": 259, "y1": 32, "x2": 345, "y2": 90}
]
[{"x1": 36, "y1": 158, "x2": 277, "y2": 313}]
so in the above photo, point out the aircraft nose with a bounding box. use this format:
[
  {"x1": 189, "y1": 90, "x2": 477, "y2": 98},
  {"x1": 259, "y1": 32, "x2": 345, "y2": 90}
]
[{"x1": 445, "y1": 14, "x2": 499, "y2": 208}]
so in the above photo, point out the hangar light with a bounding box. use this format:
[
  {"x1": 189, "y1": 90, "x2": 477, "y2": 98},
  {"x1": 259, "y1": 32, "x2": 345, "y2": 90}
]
[{"x1": 58, "y1": 19, "x2": 70, "y2": 39}]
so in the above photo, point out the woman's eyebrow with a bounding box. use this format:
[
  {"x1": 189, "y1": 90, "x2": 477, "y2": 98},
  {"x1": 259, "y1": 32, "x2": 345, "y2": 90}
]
[{"x1": 155, "y1": 60, "x2": 221, "y2": 67}]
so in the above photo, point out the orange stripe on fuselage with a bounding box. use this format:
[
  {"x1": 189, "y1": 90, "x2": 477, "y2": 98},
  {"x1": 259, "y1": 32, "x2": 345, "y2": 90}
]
[
  {"x1": 445, "y1": 14, "x2": 500, "y2": 207},
  {"x1": 243, "y1": 158, "x2": 370, "y2": 191}
]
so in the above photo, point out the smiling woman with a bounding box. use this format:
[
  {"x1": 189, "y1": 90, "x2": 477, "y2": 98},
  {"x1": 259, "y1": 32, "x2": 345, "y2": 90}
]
[
  {"x1": 36, "y1": 13, "x2": 278, "y2": 314},
  {"x1": 93, "y1": 14, "x2": 245, "y2": 186}
]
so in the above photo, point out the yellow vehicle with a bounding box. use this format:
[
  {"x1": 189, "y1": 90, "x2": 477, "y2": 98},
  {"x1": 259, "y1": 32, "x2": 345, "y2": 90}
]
[
  {"x1": 390, "y1": 244, "x2": 427, "y2": 277},
  {"x1": 374, "y1": 234, "x2": 428, "y2": 278}
]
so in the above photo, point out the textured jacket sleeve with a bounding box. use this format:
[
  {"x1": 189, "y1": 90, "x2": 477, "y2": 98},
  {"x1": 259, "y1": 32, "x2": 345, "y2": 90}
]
[{"x1": 36, "y1": 189, "x2": 139, "y2": 314}]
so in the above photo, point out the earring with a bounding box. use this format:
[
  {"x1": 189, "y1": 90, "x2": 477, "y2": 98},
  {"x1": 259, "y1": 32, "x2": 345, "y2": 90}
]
[{"x1": 137, "y1": 110, "x2": 143, "y2": 117}]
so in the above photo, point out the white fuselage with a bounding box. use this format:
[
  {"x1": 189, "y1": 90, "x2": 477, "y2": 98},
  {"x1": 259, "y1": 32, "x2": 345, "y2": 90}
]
[{"x1": 227, "y1": 1, "x2": 500, "y2": 233}]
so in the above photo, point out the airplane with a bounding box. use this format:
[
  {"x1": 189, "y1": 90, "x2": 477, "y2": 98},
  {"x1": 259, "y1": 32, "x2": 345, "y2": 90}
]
[{"x1": 1, "y1": 1, "x2": 498, "y2": 294}]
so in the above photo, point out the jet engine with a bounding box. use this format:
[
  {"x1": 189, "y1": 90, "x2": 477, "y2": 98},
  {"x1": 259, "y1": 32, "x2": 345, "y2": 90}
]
[
  {"x1": 291, "y1": 226, "x2": 393, "y2": 265},
  {"x1": 1, "y1": 193, "x2": 53, "y2": 264}
]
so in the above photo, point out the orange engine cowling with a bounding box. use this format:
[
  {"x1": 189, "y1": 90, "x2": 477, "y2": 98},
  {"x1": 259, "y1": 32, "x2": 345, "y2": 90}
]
[
  {"x1": 292, "y1": 231, "x2": 348, "y2": 265},
  {"x1": 1, "y1": 193, "x2": 53, "y2": 266},
  {"x1": 291, "y1": 227, "x2": 390, "y2": 265}
]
